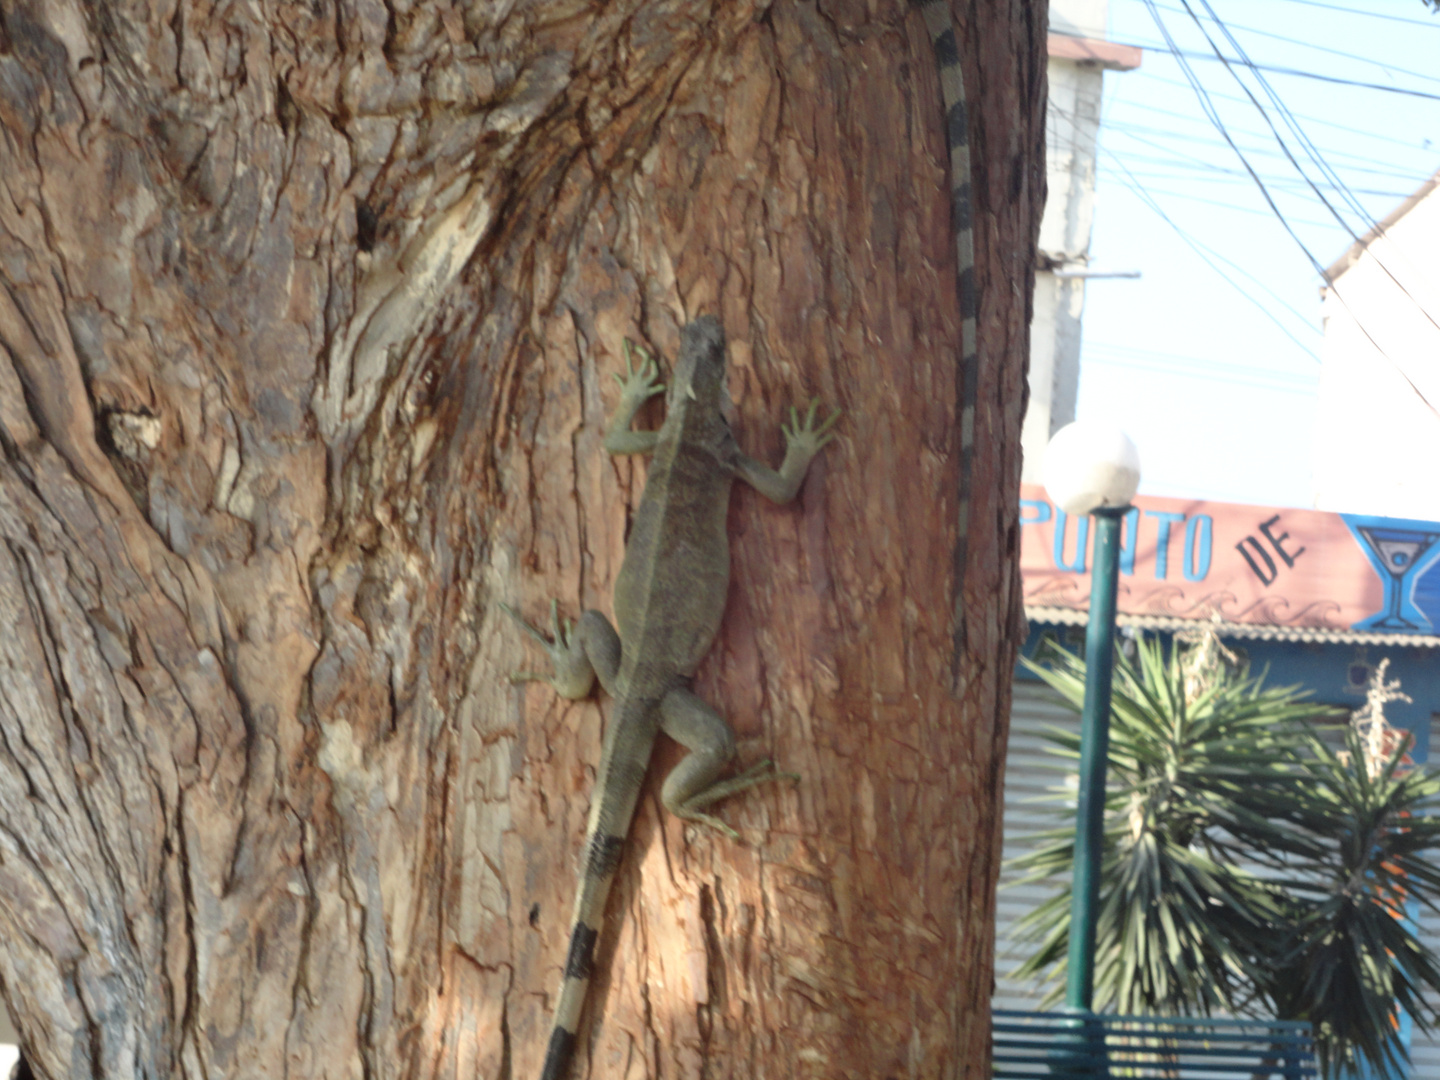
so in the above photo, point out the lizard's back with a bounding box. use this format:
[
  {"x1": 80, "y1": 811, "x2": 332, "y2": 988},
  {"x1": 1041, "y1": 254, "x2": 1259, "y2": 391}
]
[{"x1": 612, "y1": 324, "x2": 737, "y2": 692}]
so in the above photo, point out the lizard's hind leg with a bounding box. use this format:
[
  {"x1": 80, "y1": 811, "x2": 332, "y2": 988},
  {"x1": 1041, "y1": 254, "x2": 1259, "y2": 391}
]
[
  {"x1": 501, "y1": 600, "x2": 622, "y2": 698},
  {"x1": 658, "y1": 688, "x2": 797, "y2": 840}
]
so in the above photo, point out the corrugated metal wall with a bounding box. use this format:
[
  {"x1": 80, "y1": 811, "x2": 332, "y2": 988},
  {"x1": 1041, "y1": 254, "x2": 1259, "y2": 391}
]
[
  {"x1": 1402, "y1": 714, "x2": 1440, "y2": 1077},
  {"x1": 993, "y1": 681, "x2": 1077, "y2": 1012}
]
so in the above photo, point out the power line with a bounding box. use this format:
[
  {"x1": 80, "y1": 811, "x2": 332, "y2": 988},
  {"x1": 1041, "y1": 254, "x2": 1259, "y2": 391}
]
[
  {"x1": 1107, "y1": 127, "x2": 1423, "y2": 192},
  {"x1": 1095, "y1": 170, "x2": 1346, "y2": 229},
  {"x1": 1106, "y1": 164, "x2": 1413, "y2": 201},
  {"x1": 1096, "y1": 121, "x2": 1432, "y2": 181},
  {"x1": 1146, "y1": 0, "x2": 1440, "y2": 419},
  {"x1": 1084, "y1": 349, "x2": 1321, "y2": 394},
  {"x1": 1139, "y1": 1, "x2": 1355, "y2": 274},
  {"x1": 1257, "y1": 0, "x2": 1440, "y2": 29},
  {"x1": 1050, "y1": 98, "x2": 1438, "y2": 182},
  {"x1": 1119, "y1": 70, "x2": 1440, "y2": 148},
  {"x1": 1185, "y1": 0, "x2": 1375, "y2": 234},
  {"x1": 1052, "y1": 97, "x2": 1440, "y2": 229},
  {"x1": 1133, "y1": 1, "x2": 1345, "y2": 346},
  {"x1": 1101, "y1": 149, "x2": 1322, "y2": 358},
  {"x1": 1085, "y1": 340, "x2": 1320, "y2": 381},
  {"x1": 1050, "y1": 26, "x2": 1440, "y2": 102},
  {"x1": 1132, "y1": 220, "x2": 1320, "y2": 341},
  {"x1": 1180, "y1": 0, "x2": 1440, "y2": 330},
  {"x1": 1102, "y1": 139, "x2": 1417, "y2": 201},
  {"x1": 1145, "y1": 0, "x2": 1440, "y2": 87},
  {"x1": 1099, "y1": 95, "x2": 1440, "y2": 155}
]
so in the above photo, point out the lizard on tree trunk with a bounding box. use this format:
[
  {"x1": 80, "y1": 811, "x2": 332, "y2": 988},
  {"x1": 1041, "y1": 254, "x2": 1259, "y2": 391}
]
[{"x1": 504, "y1": 315, "x2": 839, "y2": 1080}]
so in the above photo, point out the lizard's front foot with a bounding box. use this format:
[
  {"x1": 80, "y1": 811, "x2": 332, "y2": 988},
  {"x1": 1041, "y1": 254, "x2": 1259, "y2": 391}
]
[
  {"x1": 615, "y1": 338, "x2": 666, "y2": 410},
  {"x1": 604, "y1": 339, "x2": 667, "y2": 456},
  {"x1": 500, "y1": 599, "x2": 597, "y2": 698},
  {"x1": 782, "y1": 397, "x2": 843, "y2": 461}
]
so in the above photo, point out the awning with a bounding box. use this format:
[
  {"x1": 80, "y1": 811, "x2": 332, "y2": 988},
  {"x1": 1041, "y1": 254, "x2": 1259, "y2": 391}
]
[{"x1": 1025, "y1": 605, "x2": 1440, "y2": 649}]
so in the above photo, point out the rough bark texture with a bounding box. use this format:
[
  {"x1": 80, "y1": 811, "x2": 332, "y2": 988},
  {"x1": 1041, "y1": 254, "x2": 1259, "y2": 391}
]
[{"x1": 0, "y1": 0, "x2": 1043, "y2": 1077}]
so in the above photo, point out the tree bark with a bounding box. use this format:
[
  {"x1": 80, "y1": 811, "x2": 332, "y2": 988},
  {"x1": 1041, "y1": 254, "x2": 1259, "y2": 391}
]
[{"x1": 0, "y1": 0, "x2": 1043, "y2": 1077}]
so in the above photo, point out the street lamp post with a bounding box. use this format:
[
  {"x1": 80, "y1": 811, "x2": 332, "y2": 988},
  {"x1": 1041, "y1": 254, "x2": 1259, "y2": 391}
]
[
  {"x1": 1041, "y1": 421, "x2": 1141, "y2": 1016},
  {"x1": 1064, "y1": 504, "x2": 1125, "y2": 1013}
]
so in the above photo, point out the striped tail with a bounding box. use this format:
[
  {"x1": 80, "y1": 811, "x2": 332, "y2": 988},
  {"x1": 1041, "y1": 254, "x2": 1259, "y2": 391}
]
[
  {"x1": 539, "y1": 816, "x2": 632, "y2": 1079},
  {"x1": 911, "y1": 0, "x2": 979, "y2": 668}
]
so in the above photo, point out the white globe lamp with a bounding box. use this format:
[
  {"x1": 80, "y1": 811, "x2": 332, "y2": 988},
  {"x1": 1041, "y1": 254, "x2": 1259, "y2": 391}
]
[{"x1": 1042, "y1": 421, "x2": 1141, "y2": 516}]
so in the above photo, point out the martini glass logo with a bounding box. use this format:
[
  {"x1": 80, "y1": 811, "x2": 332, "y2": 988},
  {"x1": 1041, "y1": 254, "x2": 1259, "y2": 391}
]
[{"x1": 1345, "y1": 518, "x2": 1440, "y2": 632}]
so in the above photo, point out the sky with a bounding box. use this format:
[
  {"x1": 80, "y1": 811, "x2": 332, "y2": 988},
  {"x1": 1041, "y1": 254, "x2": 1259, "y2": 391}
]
[{"x1": 1066, "y1": 0, "x2": 1440, "y2": 508}]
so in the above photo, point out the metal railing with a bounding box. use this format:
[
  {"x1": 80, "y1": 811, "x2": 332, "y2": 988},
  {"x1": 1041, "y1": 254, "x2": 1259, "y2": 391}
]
[{"x1": 993, "y1": 1010, "x2": 1318, "y2": 1079}]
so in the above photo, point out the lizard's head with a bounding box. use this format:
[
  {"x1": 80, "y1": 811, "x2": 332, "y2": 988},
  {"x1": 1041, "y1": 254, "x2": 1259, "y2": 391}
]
[{"x1": 668, "y1": 315, "x2": 728, "y2": 414}]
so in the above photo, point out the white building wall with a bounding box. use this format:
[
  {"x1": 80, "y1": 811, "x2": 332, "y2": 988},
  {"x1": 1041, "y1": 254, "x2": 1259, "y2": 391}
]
[
  {"x1": 1037, "y1": 19, "x2": 1106, "y2": 259},
  {"x1": 1022, "y1": 0, "x2": 1132, "y2": 483},
  {"x1": 1049, "y1": 0, "x2": 1111, "y2": 46},
  {"x1": 1315, "y1": 180, "x2": 1440, "y2": 520}
]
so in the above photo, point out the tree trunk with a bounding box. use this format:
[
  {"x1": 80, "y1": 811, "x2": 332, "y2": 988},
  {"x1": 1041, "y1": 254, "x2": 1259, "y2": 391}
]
[{"x1": 0, "y1": 0, "x2": 1043, "y2": 1077}]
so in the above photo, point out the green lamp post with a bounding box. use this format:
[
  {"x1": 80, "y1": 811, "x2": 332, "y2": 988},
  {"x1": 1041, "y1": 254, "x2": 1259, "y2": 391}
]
[{"x1": 1041, "y1": 421, "x2": 1141, "y2": 1017}]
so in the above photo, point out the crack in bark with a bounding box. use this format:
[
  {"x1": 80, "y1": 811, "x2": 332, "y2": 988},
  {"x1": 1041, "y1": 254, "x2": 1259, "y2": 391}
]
[
  {"x1": 174, "y1": 786, "x2": 207, "y2": 1080},
  {"x1": 8, "y1": 542, "x2": 144, "y2": 940},
  {"x1": 498, "y1": 978, "x2": 513, "y2": 1080},
  {"x1": 696, "y1": 881, "x2": 721, "y2": 1072},
  {"x1": 282, "y1": 810, "x2": 318, "y2": 1080},
  {"x1": 214, "y1": 649, "x2": 258, "y2": 900}
]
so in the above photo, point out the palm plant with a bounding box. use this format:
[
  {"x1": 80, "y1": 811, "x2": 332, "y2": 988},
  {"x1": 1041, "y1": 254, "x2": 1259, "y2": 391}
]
[
  {"x1": 1010, "y1": 632, "x2": 1440, "y2": 1078},
  {"x1": 1011, "y1": 633, "x2": 1327, "y2": 1016},
  {"x1": 1256, "y1": 725, "x2": 1440, "y2": 1079}
]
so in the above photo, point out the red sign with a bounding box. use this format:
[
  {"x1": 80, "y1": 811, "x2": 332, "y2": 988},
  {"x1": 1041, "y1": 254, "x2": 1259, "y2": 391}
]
[{"x1": 1019, "y1": 484, "x2": 1440, "y2": 634}]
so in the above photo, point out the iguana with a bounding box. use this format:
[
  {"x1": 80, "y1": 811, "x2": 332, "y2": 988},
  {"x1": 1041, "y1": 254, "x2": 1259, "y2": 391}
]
[{"x1": 505, "y1": 315, "x2": 838, "y2": 1080}]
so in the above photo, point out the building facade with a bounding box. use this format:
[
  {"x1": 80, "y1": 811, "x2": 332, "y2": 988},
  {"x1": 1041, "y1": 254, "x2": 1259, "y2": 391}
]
[
  {"x1": 1022, "y1": 0, "x2": 1139, "y2": 483},
  {"x1": 1000, "y1": 484, "x2": 1440, "y2": 1075},
  {"x1": 1315, "y1": 170, "x2": 1440, "y2": 521}
]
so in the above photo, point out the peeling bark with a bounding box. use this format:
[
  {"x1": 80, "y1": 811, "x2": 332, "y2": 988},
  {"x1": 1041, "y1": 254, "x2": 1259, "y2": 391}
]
[{"x1": 0, "y1": 0, "x2": 1043, "y2": 1077}]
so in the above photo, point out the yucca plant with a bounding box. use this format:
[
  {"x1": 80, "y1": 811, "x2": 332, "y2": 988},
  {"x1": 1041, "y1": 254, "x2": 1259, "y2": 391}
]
[
  {"x1": 1256, "y1": 724, "x2": 1440, "y2": 1079},
  {"x1": 1011, "y1": 633, "x2": 1328, "y2": 1016},
  {"x1": 1009, "y1": 633, "x2": 1440, "y2": 1078}
]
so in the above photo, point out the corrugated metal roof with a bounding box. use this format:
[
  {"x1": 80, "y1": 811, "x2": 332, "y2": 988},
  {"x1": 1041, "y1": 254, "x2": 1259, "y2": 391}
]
[{"x1": 1026, "y1": 605, "x2": 1440, "y2": 648}]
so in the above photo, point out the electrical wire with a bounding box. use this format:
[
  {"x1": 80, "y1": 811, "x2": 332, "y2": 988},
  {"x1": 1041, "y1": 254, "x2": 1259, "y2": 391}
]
[
  {"x1": 1050, "y1": 26, "x2": 1440, "y2": 102},
  {"x1": 1048, "y1": 99, "x2": 1434, "y2": 249},
  {"x1": 1084, "y1": 348, "x2": 1321, "y2": 394},
  {"x1": 1098, "y1": 123, "x2": 1429, "y2": 182},
  {"x1": 1098, "y1": 95, "x2": 1440, "y2": 155},
  {"x1": 1145, "y1": 0, "x2": 1440, "y2": 87},
  {"x1": 1108, "y1": 128, "x2": 1418, "y2": 195},
  {"x1": 1258, "y1": 0, "x2": 1440, "y2": 29},
  {"x1": 1095, "y1": 170, "x2": 1343, "y2": 229},
  {"x1": 1183, "y1": 1, "x2": 1374, "y2": 235},
  {"x1": 1178, "y1": 0, "x2": 1440, "y2": 341},
  {"x1": 1142, "y1": 0, "x2": 1440, "y2": 417},
  {"x1": 1139, "y1": 2, "x2": 1352, "y2": 282},
  {"x1": 1050, "y1": 99, "x2": 1435, "y2": 184},
  {"x1": 1101, "y1": 149, "x2": 1322, "y2": 357}
]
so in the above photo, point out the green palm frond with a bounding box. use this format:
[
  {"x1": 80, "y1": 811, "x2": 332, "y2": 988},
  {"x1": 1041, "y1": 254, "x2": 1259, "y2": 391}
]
[
  {"x1": 1005, "y1": 634, "x2": 1440, "y2": 1078},
  {"x1": 1262, "y1": 724, "x2": 1440, "y2": 1078},
  {"x1": 1011, "y1": 635, "x2": 1327, "y2": 1016}
]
